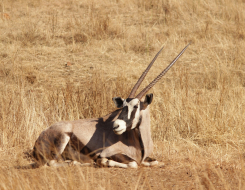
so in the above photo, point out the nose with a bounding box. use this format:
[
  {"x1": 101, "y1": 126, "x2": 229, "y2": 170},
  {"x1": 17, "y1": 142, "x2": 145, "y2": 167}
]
[{"x1": 113, "y1": 125, "x2": 119, "y2": 130}]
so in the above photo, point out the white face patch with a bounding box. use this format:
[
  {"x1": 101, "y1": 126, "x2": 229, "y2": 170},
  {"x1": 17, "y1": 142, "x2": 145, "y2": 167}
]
[
  {"x1": 113, "y1": 119, "x2": 126, "y2": 135},
  {"x1": 131, "y1": 104, "x2": 140, "y2": 129}
]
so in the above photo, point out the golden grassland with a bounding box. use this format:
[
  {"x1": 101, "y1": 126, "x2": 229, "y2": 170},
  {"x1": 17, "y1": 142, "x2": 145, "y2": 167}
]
[{"x1": 0, "y1": 0, "x2": 245, "y2": 189}]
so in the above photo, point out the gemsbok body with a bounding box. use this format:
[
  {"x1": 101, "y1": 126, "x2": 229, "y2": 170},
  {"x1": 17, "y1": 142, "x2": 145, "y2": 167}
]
[{"x1": 33, "y1": 44, "x2": 190, "y2": 168}]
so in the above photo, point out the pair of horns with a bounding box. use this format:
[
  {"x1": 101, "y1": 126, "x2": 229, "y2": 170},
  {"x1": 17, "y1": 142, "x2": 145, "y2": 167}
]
[{"x1": 128, "y1": 43, "x2": 190, "y2": 99}]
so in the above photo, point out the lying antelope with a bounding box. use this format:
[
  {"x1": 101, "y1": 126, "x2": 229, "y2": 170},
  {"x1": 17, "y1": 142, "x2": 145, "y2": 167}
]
[{"x1": 32, "y1": 44, "x2": 190, "y2": 168}]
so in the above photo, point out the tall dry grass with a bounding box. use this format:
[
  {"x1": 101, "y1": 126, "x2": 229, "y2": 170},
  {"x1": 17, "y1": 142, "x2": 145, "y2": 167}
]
[{"x1": 0, "y1": 0, "x2": 245, "y2": 189}]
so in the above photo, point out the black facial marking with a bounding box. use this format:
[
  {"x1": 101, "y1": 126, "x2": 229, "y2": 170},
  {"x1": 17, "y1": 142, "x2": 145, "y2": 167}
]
[
  {"x1": 118, "y1": 106, "x2": 129, "y2": 121},
  {"x1": 130, "y1": 108, "x2": 137, "y2": 121},
  {"x1": 126, "y1": 98, "x2": 134, "y2": 103},
  {"x1": 117, "y1": 103, "x2": 140, "y2": 129}
]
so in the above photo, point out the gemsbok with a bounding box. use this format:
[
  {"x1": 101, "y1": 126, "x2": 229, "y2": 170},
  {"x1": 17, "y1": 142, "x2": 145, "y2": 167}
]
[{"x1": 32, "y1": 44, "x2": 190, "y2": 168}]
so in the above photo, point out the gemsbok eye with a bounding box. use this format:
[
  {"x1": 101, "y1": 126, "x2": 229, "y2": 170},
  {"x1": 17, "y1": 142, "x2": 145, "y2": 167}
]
[{"x1": 134, "y1": 105, "x2": 138, "y2": 109}]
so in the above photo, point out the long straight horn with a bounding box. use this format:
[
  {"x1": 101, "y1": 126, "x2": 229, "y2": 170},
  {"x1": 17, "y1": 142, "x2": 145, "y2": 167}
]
[
  {"x1": 136, "y1": 43, "x2": 190, "y2": 100},
  {"x1": 128, "y1": 46, "x2": 164, "y2": 98}
]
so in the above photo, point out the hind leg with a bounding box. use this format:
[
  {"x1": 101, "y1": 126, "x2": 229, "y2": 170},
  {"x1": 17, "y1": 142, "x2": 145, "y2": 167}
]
[
  {"x1": 33, "y1": 131, "x2": 71, "y2": 166},
  {"x1": 47, "y1": 133, "x2": 71, "y2": 167},
  {"x1": 48, "y1": 160, "x2": 91, "y2": 167},
  {"x1": 54, "y1": 133, "x2": 70, "y2": 160},
  {"x1": 61, "y1": 145, "x2": 92, "y2": 167}
]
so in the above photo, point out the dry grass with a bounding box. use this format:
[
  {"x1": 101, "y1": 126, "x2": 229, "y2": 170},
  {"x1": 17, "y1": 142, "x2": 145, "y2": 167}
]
[{"x1": 0, "y1": 0, "x2": 245, "y2": 189}]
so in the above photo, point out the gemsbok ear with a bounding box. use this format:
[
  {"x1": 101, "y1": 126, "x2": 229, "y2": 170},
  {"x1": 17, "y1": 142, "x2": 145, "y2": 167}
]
[
  {"x1": 112, "y1": 97, "x2": 124, "y2": 108},
  {"x1": 142, "y1": 94, "x2": 153, "y2": 109}
]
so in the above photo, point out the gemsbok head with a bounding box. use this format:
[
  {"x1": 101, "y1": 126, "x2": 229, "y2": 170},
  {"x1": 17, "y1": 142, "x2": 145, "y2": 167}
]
[
  {"x1": 112, "y1": 45, "x2": 189, "y2": 135},
  {"x1": 31, "y1": 44, "x2": 190, "y2": 169}
]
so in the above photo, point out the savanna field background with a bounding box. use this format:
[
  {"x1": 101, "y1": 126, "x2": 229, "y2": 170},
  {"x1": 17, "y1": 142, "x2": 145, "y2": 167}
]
[{"x1": 0, "y1": 0, "x2": 245, "y2": 189}]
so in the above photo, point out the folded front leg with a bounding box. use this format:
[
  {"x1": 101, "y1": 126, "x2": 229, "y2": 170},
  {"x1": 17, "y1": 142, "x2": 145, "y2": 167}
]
[
  {"x1": 141, "y1": 157, "x2": 159, "y2": 167},
  {"x1": 97, "y1": 158, "x2": 138, "y2": 168}
]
